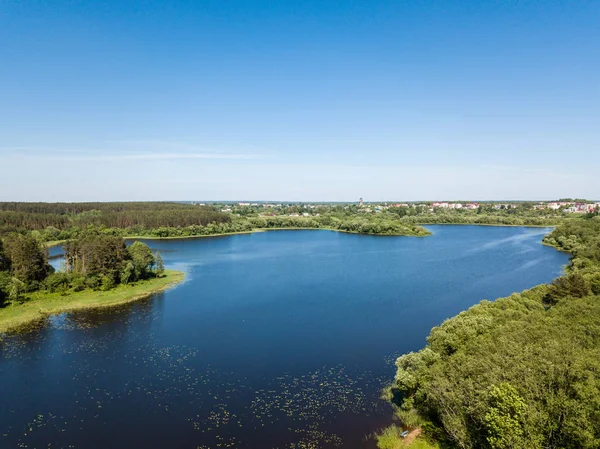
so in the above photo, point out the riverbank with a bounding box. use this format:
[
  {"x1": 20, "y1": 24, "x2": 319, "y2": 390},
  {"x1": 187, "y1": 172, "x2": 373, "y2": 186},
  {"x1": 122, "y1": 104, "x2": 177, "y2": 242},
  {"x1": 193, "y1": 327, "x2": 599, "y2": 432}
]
[
  {"x1": 0, "y1": 270, "x2": 184, "y2": 335},
  {"x1": 382, "y1": 218, "x2": 600, "y2": 448}
]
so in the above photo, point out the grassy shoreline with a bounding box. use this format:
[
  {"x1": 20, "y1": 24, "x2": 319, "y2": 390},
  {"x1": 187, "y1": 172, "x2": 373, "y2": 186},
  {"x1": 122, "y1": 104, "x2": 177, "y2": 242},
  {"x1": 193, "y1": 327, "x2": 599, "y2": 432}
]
[{"x1": 0, "y1": 270, "x2": 184, "y2": 335}]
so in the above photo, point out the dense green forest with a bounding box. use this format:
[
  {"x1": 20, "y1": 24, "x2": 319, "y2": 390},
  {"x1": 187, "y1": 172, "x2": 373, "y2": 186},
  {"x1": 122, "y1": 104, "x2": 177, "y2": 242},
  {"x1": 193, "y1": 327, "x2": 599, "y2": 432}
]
[
  {"x1": 387, "y1": 216, "x2": 600, "y2": 448},
  {"x1": 402, "y1": 213, "x2": 558, "y2": 227},
  {"x1": 0, "y1": 202, "x2": 231, "y2": 238},
  {"x1": 0, "y1": 231, "x2": 163, "y2": 306},
  {"x1": 0, "y1": 202, "x2": 430, "y2": 239}
]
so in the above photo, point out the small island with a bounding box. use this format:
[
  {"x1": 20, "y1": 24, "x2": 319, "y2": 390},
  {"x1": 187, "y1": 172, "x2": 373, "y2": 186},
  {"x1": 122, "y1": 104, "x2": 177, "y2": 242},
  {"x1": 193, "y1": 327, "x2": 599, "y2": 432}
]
[{"x1": 0, "y1": 232, "x2": 184, "y2": 335}]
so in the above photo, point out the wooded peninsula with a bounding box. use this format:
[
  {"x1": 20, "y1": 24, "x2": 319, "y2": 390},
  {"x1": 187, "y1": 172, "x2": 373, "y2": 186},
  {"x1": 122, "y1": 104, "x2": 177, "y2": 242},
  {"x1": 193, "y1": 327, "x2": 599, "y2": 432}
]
[
  {"x1": 381, "y1": 216, "x2": 600, "y2": 449},
  {"x1": 0, "y1": 227, "x2": 182, "y2": 334}
]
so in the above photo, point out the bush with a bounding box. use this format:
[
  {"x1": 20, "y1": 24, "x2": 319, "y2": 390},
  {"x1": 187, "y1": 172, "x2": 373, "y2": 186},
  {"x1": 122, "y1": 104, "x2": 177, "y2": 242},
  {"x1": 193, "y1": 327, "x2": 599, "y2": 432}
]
[
  {"x1": 100, "y1": 274, "x2": 116, "y2": 291},
  {"x1": 71, "y1": 276, "x2": 85, "y2": 292},
  {"x1": 85, "y1": 276, "x2": 100, "y2": 290},
  {"x1": 544, "y1": 274, "x2": 591, "y2": 305},
  {"x1": 43, "y1": 272, "x2": 72, "y2": 293},
  {"x1": 375, "y1": 425, "x2": 404, "y2": 449}
]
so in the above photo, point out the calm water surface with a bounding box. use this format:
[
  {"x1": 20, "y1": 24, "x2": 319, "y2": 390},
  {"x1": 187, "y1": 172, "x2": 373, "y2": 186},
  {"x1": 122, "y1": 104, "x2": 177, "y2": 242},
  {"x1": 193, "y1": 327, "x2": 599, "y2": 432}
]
[{"x1": 0, "y1": 226, "x2": 569, "y2": 448}]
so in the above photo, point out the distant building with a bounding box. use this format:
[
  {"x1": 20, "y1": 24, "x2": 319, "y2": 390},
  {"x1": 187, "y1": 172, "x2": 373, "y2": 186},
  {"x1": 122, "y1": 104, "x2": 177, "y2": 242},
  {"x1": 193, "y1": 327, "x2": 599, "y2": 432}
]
[{"x1": 359, "y1": 197, "x2": 364, "y2": 206}]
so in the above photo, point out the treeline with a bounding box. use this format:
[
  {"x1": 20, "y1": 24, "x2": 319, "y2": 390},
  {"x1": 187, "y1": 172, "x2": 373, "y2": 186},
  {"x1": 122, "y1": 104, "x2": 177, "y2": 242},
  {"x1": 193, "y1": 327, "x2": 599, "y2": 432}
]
[
  {"x1": 1, "y1": 210, "x2": 431, "y2": 241},
  {"x1": 244, "y1": 215, "x2": 430, "y2": 236},
  {"x1": 0, "y1": 202, "x2": 230, "y2": 237},
  {"x1": 0, "y1": 232, "x2": 164, "y2": 306},
  {"x1": 403, "y1": 213, "x2": 561, "y2": 227},
  {"x1": 84, "y1": 215, "x2": 429, "y2": 238},
  {"x1": 0, "y1": 202, "x2": 567, "y2": 243},
  {"x1": 543, "y1": 218, "x2": 600, "y2": 270},
  {"x1": 387, "y1": 216, "x2": 600, "y2": 448},
  {"x1": 0, "y1": 201, "x2": 207, "y2": 214}
]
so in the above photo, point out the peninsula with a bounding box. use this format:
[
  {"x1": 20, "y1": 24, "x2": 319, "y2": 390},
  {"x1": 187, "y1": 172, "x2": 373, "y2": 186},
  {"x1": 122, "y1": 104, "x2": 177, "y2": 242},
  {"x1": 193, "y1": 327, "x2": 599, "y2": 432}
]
[
  {"x1": 0, "y1": 231, "x2": 184, "y2": 335},
  {"x1": 379, "y1": 216, "x2": 600, "y2": 448}
]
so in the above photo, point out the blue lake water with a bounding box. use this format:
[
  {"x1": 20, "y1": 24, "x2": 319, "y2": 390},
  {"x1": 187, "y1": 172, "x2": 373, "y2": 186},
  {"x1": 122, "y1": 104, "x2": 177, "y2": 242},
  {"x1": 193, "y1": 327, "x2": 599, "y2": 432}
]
[{"x1": 0, "y1": 226, "x2": 569, "y2": 448}]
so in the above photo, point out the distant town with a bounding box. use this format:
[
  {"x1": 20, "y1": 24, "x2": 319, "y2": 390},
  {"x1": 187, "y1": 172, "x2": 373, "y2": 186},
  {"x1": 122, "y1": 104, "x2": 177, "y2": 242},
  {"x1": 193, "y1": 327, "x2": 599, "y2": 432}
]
[{"x1": 188, "y1": 199, "x2": 600, "y2": 216}]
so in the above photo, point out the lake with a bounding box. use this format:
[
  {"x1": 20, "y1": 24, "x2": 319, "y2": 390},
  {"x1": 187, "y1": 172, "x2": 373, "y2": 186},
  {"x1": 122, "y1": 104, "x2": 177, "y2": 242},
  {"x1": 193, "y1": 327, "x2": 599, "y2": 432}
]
[{"x1": 0, "y1": 226, "x2": 569, "y2": 448}]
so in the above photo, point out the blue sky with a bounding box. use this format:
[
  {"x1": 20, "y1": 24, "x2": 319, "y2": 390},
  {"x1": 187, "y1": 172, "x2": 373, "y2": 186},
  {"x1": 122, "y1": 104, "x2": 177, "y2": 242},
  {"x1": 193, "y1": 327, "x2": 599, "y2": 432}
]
[{"x1": 1, "y1": 0, "x2": 599, "y2": 201}]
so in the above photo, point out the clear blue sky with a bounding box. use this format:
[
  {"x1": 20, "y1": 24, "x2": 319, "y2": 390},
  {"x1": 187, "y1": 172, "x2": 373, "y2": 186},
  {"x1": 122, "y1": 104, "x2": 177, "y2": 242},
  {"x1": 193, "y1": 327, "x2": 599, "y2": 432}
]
[{"x1": 1, "y1": 0, "x2": 598, "y2": 201}]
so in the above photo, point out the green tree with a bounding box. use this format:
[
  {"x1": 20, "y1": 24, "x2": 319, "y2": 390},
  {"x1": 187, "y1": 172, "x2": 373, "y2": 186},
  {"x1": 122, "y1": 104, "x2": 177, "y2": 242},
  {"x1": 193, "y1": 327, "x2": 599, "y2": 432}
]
[
  {"x1": 544, "y1": 273, "x2": 591, "y2": 305},
  {"x1": 484, "y1": 383, "x2": 527, "y2": 449},
  {"x1": 127, "y1": 241, "x2": 155, "y2": 280},
  {"x1": 0, "y1": 270, "x2": 11, "y2": 305},
  {"x1": 8, "y1": 277, "x2": 26, "y2": 301},
  {"x1": 0, "y1": 238, "x2": 10, "y2": 271},
  {"x1": 64, "y1": 233, "x2": 128, "y2": 281},
  {"x1": 120, "y1": 260, "x2": 134, "y2": 284},
  {"x1": 3, "y1": 234, "x2": 53, "y2": 285},
  {"x1": 155, "y1": 251, "x2": 165, "y2": 277}
]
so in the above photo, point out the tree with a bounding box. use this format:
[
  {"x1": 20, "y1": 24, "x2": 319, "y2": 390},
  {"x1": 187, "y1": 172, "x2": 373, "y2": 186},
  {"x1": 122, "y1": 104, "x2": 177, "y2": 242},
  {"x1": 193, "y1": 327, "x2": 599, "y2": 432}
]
[
  {"x1": 0, "y1": 270, "x2": 11, "y2": 305},
  {"x1": 0, "y1": 238, "x2": 10, "y2": 271},
  {"x1": 3, "y1": 234, "x2": 53, "y2": 285},
  {"x1": 120, "y1": 260, "x2": 134, "y2": 284},
  {"x1": 484, "y1": 383, "x2": 527, "y2": 449},
  {"x1": 544, "y1": 274, "x2": 591, "y2": 306},
  {"x1": 155, "y1": 251, "x2": 165, "y2": 277},
  {"x1": 64, "y1": 233, "x2": 128, "y2": 281},
  {"x1": 127, "y1": 241, "x2": 155, "y2": 280}
]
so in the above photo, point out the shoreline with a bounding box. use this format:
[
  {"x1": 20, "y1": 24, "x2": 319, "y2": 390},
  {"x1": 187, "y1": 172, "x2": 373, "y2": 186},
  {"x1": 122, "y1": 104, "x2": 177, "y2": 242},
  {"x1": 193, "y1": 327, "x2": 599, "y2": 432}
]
[
  {"x1": 0, "y1": 270, "x2": 185, "y2": 335},
  {"x1": 123, "y1": 226, "x2": 430, "y2": 241},
  {"x1": 42, "y1": 222, "x2": 558, "y2": 247},
  {"x1": 412, "y1": 222, "x2": 558, "y2": 228},
  {"x1": 44, "y1": 239, "x2": 69, "y2": 248},
  {"x1": 378, "y1": 228, "x2": 573, "y2": 448},
  {"x1": 121, "y1": 223, "x2": 553, "y2": 243}
]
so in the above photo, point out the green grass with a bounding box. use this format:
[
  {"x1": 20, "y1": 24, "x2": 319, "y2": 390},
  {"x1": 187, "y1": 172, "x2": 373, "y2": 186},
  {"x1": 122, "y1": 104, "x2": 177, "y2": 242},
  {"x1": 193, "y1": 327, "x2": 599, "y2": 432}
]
[
  {"x1": 0, "y1": 270, "x2": 184, "y2": 334},
  {"x1": 407, "y1": 440, "x2": 440, "y2": 449},
  {"x1": 375, "y1": 426, "x2": 440, "y2": 449},
  {"x1": 376, "y1": 425, "x2": 406, "y2": 449}
]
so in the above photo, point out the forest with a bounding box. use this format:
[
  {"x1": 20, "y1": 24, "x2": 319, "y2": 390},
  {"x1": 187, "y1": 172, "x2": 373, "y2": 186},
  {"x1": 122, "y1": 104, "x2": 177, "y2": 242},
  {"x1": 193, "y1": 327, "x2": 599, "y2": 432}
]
[
  {"x1": 385, "y1": 216, "x2": 600, "y2": 448},
  {"x1": 0, "y1": 202, "x2": 231, "y2": 238},
  {"x1": 0, "y1": 231, "x2": 164, "y2": 306},
  {"x1": 0, "y1": 202, "x2": 431, "y2": 240}
]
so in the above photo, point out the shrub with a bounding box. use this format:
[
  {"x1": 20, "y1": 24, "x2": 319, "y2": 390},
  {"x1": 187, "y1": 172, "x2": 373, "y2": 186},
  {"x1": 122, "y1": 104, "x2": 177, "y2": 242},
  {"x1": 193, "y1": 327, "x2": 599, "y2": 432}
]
[
  {"x1": 43, "y1": 272, "x2": 72, "y2": 293},
  {"x1": 100, "y1": 274, "x2": 116, "y2": 291},
  {"x1": 84, "y1": 276, "x2": 100, "y2": 290},
  {"x1": 544, "y1": 274, "x2": 591, "y2": 305},
  {"x1": 71, "y1": 276, "x2": 85, "y2": 292}
]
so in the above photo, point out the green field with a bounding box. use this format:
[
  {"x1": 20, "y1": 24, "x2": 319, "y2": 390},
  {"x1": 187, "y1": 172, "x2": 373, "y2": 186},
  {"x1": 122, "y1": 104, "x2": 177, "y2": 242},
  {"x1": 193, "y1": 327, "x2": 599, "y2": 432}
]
[{"x1": 0, "y1": 270, "x2": 184, "y2": 334}]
